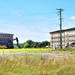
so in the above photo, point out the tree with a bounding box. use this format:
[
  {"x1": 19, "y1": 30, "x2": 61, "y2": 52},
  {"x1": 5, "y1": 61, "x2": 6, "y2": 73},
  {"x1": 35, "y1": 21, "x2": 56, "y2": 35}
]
[
  {"x1": 41, "y1": 41, "x2": 49, "y2": 47},
  {"x1": 26, "y1": 40, "x2": 34, "y2": 48},
  {"x1": 23, "y1": 40, "x2": 34, "y2": 48},
  {"x1": 33, "y1": 42, "x2": 39, "y2": 48},
  {"x1": 23, "y1": 40, "x2": 50, "y2": 48},
  {"x1": 23, "y1": 42, "x2": 30, "y2": 48}
]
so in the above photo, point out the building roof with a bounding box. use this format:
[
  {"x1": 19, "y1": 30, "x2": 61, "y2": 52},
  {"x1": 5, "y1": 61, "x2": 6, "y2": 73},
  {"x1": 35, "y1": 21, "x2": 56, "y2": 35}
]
[
  {"x1": 50, "y1": 27, "x2": 75, "y2": 34},
  {"x1": 0, "y1": 32, "x2": 14, "y2": 35}
]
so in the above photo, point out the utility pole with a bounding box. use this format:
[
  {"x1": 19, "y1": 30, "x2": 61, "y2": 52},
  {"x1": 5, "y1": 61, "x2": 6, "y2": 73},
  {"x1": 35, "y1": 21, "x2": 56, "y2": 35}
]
[{"x1": 57, "y1": 8, "x2": 63, "y2": 49}]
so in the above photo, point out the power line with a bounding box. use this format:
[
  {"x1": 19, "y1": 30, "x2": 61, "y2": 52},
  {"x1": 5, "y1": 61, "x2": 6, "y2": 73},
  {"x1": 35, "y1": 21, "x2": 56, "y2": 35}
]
[{"x1": 57, "y1": 8, "x2": 64, "y2": 49}]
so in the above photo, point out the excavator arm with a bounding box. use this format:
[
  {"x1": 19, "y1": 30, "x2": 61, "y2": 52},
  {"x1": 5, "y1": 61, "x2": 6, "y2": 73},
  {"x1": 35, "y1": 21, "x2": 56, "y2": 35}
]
[
  {"x1": 13, "y1": 37, "x2": 20, "y2": 48},
  {"x1": 6, "y1": 37, "x2": 20, "y2": 48}
]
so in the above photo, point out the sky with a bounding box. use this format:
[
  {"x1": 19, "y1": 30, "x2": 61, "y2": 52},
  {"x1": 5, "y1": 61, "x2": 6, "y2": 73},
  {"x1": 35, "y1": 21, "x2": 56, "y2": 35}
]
[{"x1": 0, "y1": 0, "x2": 75, "y2": 43}]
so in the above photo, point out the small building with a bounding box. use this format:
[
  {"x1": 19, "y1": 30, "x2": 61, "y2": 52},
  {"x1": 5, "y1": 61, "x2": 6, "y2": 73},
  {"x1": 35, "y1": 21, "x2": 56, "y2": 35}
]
[
  {"x1": 0, "y1": 33, "x2": 14, "y2": 48},
  {"x1": 50, "y1": 27, "x2": 75, "y2": 48}
]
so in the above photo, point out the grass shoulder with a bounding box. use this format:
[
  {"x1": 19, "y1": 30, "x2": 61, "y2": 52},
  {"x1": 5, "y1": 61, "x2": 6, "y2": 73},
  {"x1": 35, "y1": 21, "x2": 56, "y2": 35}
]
[{"x1": 0, "y1": 48, "x2": 75, "y2": 54}]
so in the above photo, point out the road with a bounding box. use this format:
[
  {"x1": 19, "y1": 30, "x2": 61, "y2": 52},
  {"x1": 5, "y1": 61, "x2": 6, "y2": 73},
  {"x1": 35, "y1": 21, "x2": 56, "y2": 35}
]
[{"x1": 0, "y1": 52, "x2": 75, "y2": 59}]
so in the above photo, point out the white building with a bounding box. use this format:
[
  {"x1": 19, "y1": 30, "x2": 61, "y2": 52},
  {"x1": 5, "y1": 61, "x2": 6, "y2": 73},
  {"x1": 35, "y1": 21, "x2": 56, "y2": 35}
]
[{"x1": 50, "y1": 27, "x2": 75, "y2": 48}]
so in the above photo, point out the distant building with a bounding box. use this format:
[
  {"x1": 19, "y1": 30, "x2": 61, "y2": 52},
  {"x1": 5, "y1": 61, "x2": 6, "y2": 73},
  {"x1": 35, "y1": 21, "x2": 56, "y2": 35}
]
[
  {"x1": 0, "y1": 33, "x2": 13, "y2": 48},
  {"x1": 50, "y1": 27, "x2": 75, "y2": 48}
]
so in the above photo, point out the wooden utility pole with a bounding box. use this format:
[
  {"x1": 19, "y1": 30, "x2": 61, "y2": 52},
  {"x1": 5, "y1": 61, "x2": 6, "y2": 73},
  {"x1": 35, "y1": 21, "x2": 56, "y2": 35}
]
[{"x1": 57, "y1": 8, "x2": 63, "y2": 49}]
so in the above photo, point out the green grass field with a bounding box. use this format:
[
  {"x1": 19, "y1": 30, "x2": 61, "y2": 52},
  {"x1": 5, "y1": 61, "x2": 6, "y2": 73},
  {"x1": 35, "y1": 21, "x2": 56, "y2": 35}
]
[
  {"x1": 0, "y1": 48, "x2": 75, "y2": 75},
  {"x1": 0, "y1": 56, "x2": 75, "y2": 75},
  {"x1": 0, "y1": 48, "x2": 52, "y2": 53},
  {"x1": 0, "y1": 48, "x2": 75, "y2": 54}
]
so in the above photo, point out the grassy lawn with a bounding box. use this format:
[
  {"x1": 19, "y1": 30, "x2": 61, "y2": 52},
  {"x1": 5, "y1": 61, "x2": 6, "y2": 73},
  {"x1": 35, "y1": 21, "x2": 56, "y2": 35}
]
[
  {"x1": 51, "y1": 50, "x2": 75, "y2": 54},
  {"x1": 0, "y1": 56, "x2": 75, "y2": 75},
  {"x1": 0, "y1": 48, "x2": 75, "y2": 54},
  {"x1": 0, "y1": 48, "x2": 75, "y2": 75},
  {"x1": 0, "y1": 48, "x2": 52, "y2": 53},
  {"x1": 51, "y1": 48, "x2": 75, "y2": 54}
]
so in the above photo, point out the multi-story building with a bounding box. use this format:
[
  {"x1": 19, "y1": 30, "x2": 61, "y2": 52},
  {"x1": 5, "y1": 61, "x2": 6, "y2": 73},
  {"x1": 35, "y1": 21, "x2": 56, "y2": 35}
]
[
  {"x1": 0, "y1": 33, "x2": 14, "y2": 48},
  {"x1": 50, "y1": 27, "x2": 75, "y2": 48}
]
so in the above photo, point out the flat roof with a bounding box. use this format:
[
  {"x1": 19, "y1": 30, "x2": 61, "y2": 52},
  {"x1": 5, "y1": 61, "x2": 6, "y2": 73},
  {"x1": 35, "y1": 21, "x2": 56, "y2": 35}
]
[
  {"x1": 0, "y1": 33, "x2": 14, "y2": 35},
  {"x1": 50, "y1": 27, "x2": 75, "y2": 34}
]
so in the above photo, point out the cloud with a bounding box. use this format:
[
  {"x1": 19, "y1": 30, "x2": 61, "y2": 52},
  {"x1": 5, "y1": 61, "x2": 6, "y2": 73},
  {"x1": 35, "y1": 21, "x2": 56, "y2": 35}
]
[
  {"x1": 0, "y1": 19, "x2": 51, "y2": 43},
  {"x1": 0, "y1": 15, "x2": 59, "y2": 43},
  {"x1": 70, "y1": 16, "x2": 75, "y2": 20}
]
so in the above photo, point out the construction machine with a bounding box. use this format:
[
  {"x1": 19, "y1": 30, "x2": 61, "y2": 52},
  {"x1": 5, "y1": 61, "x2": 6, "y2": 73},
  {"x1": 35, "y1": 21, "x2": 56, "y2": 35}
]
[
  {"x1": 5, "y1": 37, "x2": 20, "y2": 49},
  {"x1": 13, "y1": 37, "x2": 20, "y2": 48}
]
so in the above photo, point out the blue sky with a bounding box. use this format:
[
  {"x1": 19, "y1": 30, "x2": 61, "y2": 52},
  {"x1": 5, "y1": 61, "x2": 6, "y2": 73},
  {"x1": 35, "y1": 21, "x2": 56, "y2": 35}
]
[{"x1": 0, "y1": 0, "x2": 75, "y2": 43}]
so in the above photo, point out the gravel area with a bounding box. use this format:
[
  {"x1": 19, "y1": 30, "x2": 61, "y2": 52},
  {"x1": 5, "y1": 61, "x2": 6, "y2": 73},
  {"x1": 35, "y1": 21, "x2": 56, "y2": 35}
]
[{"x1": 0, "y1": 52, "x2": 75, "y2": 59}]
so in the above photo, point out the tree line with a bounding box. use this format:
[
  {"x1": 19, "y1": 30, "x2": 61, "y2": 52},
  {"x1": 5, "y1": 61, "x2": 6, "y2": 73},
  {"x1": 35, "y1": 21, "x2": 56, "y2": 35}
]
[{"x1": 14, "y1": 40, "x2": 50, "y2": 48}]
